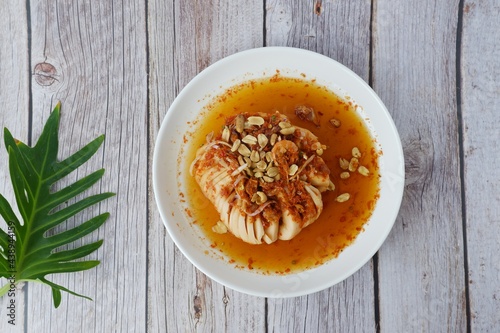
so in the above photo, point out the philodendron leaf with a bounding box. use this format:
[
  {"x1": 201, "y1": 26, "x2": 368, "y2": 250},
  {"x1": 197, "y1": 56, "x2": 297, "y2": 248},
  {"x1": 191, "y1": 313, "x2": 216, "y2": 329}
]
[{"x1": 0, "y1": 102, "x2": 114, "y2": 308}]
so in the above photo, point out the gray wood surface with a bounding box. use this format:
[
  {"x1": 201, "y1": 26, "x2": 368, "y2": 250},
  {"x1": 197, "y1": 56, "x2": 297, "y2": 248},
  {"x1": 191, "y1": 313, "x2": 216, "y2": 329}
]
[
  {"x1": 461, "y1": 1, "x2": 500, "y2": 331},
  {"x1": 372, "y1": 0, "x2": 467, "y2": 331},
  {"x1": 0, "y1": 0, "x2": 498, "y2": 332},
  {"x1": 0, "y1": 0, "x2": 29, "y2": 331}
]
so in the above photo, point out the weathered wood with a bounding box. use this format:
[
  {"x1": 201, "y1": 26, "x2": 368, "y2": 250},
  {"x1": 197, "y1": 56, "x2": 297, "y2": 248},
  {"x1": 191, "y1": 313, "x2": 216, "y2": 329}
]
[
  {"x1": 26, "y1": 0, "x2": 148, "y2": 332},
  {"x1": 146, "y1": 1, "x2": 177, "y2": 331},
  {"x1": 267, "y1": 265, "x2": 376, "y2": 332},
  {"x1": 266, "y1": 0, "x2": 370, "y2": 80},
  {"x1": 461, "y1": 1, "x2": 500, "y2": 331},
  {"x1": 372, "y1": 0, "x2": 467, "y2": 331},
  {"x1": 0, "y1": 0, "x2": 29, "y2": 331},
  {"x1": 266, "y1": 0, "x2": 376, "y2": 331},
  {"x1": 147, "y1": 0, "x2": 266, "y2": 332}
]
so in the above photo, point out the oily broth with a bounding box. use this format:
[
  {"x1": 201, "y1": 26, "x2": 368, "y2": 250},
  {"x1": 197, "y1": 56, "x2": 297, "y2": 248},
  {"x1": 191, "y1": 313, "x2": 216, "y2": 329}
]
[{"x1": 184, "y1": 75, "x2": 380, "y2": 274}]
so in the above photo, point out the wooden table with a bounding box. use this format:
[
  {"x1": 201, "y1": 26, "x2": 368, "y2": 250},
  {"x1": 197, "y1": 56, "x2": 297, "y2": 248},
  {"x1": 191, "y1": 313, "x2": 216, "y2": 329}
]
[{"x1": 1, "y1": 0, "x2": 498, "y2": 332}]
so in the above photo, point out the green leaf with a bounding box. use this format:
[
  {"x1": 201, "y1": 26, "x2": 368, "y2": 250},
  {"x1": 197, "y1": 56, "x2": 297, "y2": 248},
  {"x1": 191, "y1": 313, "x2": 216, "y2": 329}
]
[{"x1": 0, "y1": 103, "x2": 114, "y2": 307}]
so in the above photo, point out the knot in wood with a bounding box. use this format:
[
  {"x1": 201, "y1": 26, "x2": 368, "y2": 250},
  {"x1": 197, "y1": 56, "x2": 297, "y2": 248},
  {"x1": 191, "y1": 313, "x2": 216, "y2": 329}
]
[
  {"x1": 315, "y1": 0, "x2": 322, "y2": 15},
  {"x1": 403, "y1": 137, "x2": 433, "y2": 186},
  {"x1": 33, "y1": 62, "x2": 58, "y2": 86},
  {"x1": 193, "y1": 295, "x2": 202, "y2": 319}
]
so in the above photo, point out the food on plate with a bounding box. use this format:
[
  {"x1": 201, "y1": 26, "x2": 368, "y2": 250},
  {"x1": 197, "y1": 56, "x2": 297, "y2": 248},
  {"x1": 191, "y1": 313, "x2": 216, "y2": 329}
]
[
  {"x1": 184, "y1": 75, "x2": 380, "y2": 273},
  {"x1": 190, "y1": 112, "x2": 335, "y2": 244},
  {"x1": 294, "y1": 105, "x2": 320, "y2": 127}
]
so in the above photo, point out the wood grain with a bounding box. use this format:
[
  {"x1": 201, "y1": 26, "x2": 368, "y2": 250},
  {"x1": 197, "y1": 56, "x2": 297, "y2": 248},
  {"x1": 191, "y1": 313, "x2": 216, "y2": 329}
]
[
  {"x1": 266, "y1": 1, "x2": 376, "y2": 331},
  {"x1": 267, "y1": 0, "x2": 371, "y2": 79},
  {"x1": 147, "y1": 0, "x2": 266, "y2": 331},
  {"x1": 26, "y1": 0, "x2": 148, "y2": 332},
  {"x1": 372, "y1": 0, "x2": 467, "y2": 331},
  {"x1": 146, "y1": 0, "x2": 176, "y2": 331},
  {"x1": 461, "y1": 1, "x2": 500, "y2": 331},
  {"x1": 0, "y1": 0, "x2": 29, "y2": 331}
]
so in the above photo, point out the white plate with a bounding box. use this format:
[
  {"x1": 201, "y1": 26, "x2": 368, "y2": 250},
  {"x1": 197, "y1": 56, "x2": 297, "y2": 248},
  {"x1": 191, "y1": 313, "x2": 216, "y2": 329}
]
[{"x1": 153, "y1": 47, "x2": 404, "y2": 297}]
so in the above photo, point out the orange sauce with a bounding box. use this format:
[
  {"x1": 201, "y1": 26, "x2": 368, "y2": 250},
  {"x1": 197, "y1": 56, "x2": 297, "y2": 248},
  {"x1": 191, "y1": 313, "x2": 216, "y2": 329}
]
[{"x1": 184, "y1": 75, "x2": 380, "y2": 274}]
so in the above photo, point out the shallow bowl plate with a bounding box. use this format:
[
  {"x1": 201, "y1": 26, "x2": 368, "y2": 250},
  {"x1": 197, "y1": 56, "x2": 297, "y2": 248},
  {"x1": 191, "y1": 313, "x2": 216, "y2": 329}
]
[{"x1": 153, "y1": 47, "x2": 404, "y2": 297}]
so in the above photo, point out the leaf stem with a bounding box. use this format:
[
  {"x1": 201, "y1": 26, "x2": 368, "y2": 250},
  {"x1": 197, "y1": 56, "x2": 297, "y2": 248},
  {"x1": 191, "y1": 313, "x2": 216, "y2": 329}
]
[
  {"x1": 0, "y1": 279, "x2": 40, "y2": 298},
  {"x1": 0, "y1": 281, "x2": 11, "y2": 297}
]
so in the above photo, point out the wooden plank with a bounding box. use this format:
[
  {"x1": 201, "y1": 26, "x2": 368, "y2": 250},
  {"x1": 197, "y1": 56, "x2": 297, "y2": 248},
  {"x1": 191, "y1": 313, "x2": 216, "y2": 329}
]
[
  {"x1": 26, "y1": 0, "x2": 148, "y2": 332},
  {"x1": 266, "y1": 0, "x2": 371, "y2": 79},
  {"x1": 0, "y1": 0, "x2": 29, "y2": 331},
  {"x1": 147, "y1": 0, "x2": 265, "y2": 331},
  {"x1": 461, "y1": 1, "x2": 500, "y2": 331},
  {"x1": 266, "y1": 1, "x2": 376, "y2": 331},
  {"x1": 267, "y1": 265, "x2": 376, "y2": 332},
  {"x1": 372, "y1": 0, "x2": 467, "y2": 331},
  {"x1": 146, "y1": 1, "x2": 176, "y2": 331}
]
